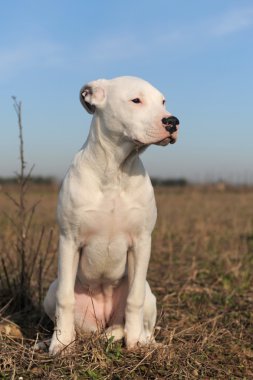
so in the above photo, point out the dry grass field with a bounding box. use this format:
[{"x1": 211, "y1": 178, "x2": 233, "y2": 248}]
[{"x1": 0, "y1": 184, "x2": 253, "y2": 379}]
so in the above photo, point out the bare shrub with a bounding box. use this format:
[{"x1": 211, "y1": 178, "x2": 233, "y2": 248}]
[{"x1": 0, "y1": 98, "x2": 56, "y2": 319}]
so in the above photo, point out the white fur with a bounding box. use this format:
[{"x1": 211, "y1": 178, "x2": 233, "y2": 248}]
[{"x1": 44, "y1": 76, "x2": 179, "y2": 354}]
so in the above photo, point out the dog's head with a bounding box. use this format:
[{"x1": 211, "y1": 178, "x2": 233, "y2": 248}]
[{"x1": 80, "y1": 76, "x2": 179, "y2": 147}]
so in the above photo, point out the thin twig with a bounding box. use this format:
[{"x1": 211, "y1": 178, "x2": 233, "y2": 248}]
[
  {"x1": 1, "y1": 258, "x2": 13, "y2": 294},
  {"x1": 129, "y1": 346, "x2": 158, "y2": 373},
  {"x1": 4, "y1": 192, "x2": 20, "y2": 208},
  {"x1": 28, "y1": 226, "x2": 45, "y2": 281}
]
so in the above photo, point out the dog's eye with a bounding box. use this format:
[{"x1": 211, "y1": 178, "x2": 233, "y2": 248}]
[
  {"x1": 162, "y1": 99, "x2": 166, "y2": 105},
  {"x1": 131, "y1": 98, "x2": 141, "y2": 104}
]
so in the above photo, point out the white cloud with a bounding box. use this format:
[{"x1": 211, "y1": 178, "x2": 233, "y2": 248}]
[
  {"x1": 211, "y1": 6, "x2": 253, "y2": 36},
  {"x1": 79, "y1": 30, "x2": 186, "y2": 66},
  {"x1": 80, "y1": 7, "x2": 253, "y2": 65},
  {"x1": 0, "y1": 40, "x2": 64, "y2": 81},
  {"x1": 82, "y1": 34, "x2": 147, "y2": 63},
  {"x1": 1, "y1": 6, "x2": 252, "y2": 82}
]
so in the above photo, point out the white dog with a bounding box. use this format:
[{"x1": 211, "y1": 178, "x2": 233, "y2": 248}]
[{"x1": 44, "y1": 76, "x2": 179, "y2": 355}]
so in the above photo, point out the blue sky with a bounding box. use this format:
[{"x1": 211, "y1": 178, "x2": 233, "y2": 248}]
[{"x1": 1, "y1": 0, "x2": 253, "y2": 182}]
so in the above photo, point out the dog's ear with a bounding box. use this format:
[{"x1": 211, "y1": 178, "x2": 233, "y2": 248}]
[{"x1": 80, "y1": 80, "x2": 106, "y2": 114}]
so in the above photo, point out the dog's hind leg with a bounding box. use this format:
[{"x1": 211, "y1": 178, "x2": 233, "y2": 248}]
[
  {"x1": 44, "y1": 279, "x2": 57, "y2": 321},
  {"x1": 104, "y1": 278, "x2": 128, "y2": 342}
]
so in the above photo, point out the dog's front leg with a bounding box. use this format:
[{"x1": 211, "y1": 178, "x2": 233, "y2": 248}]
[
  {"x1": 49, "y1": 235, "x2": 79, "y2": 355},
  {"x1": 125, "y1": 234, "x2": 151, "y2": 348}
]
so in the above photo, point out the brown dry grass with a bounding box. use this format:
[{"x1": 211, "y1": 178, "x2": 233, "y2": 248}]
[{"x1": 0, "y1": 184, "x2": 253, "y2": 379}]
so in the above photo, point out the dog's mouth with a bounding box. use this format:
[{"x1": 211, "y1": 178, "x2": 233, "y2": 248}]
[
  {"x1": 133, "y1": 136, "x2": 176, "y2": 147},
  {"x1": 155, "y1": 136, "x2": 176, "y2": 146}
]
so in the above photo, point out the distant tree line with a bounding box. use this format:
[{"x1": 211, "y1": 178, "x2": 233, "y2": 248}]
[
  {"x1": 0, "y1": 176, "x2": 56, "y2": 185},
  {"x1": 0, "y1": 176, "x2": 188, "y2": 187},
  {"x1": 151, "y1": 177, "x2": 188, "y2": 187}
]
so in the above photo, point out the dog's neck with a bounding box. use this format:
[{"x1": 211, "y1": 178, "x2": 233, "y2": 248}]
[{"x1": 80, "y1": 116, "x2": 143, "y2": 186}]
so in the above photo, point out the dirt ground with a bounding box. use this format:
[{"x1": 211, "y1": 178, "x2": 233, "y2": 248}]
[{"x1": 0, "y1": 184, "x2": 253, "y2": 379}]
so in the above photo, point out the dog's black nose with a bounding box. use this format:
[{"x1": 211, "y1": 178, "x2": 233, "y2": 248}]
[{"x1": 162, "y1": 116, "x2": 180, "y2": 133}]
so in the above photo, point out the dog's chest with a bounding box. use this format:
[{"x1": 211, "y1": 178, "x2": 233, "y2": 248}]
[
  {"x1": 76, "y1": 190, "x2": 153, "y2": 284},
  {"x1": 79, "y1": 190, "x2": 149, "y2": 239}
]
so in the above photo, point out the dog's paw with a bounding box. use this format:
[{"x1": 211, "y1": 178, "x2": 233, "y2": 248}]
[
  {"x1": 34, "y1": 339, "x2": 51, "y2": 352},
  {"x1": 49, "y1": 331, "x2": 76, "y2": 356},
  {"x1": 105, "y1": 324, "x2": 124, "y2": 342},
  {"x1": 124, "y1": 328, "x2": 150, "y2": 349}
]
